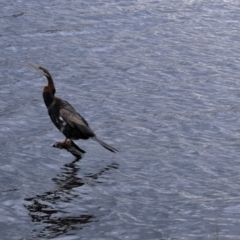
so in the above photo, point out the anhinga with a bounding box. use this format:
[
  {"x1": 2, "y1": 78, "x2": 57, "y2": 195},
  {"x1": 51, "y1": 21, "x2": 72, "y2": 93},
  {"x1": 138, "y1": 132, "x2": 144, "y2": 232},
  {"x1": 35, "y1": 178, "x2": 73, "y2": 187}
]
[{"x1": 29, "y1": 64, "x2": 118, "y2": 153}]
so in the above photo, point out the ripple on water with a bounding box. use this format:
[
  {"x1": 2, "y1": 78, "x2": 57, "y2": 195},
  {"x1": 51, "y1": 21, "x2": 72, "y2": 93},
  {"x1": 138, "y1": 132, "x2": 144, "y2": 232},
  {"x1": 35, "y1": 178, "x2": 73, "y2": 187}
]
[{"x1": 1, "y1": 0, "x2": 240, "y2": 240}]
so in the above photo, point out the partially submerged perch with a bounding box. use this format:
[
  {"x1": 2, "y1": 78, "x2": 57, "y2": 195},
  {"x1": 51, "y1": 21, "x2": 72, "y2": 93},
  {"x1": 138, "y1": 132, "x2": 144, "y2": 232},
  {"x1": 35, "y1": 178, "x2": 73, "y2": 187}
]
[{"x1": 53, "y1": 139, "x2": 86, "y2": 159}]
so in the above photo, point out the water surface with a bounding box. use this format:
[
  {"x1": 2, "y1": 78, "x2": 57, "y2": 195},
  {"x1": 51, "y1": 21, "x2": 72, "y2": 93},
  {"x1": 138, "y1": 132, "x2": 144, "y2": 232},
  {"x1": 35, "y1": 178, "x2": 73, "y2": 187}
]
[{"x1": 1, "y1": 0, "x2": 240, "y2": 239}]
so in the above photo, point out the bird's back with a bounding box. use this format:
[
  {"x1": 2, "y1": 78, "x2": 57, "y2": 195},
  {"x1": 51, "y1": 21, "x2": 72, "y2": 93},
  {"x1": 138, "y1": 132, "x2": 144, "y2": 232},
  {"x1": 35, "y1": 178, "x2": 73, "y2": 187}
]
[{"x1": 59, "y1": 99, "x2": 90, "y2": 127}]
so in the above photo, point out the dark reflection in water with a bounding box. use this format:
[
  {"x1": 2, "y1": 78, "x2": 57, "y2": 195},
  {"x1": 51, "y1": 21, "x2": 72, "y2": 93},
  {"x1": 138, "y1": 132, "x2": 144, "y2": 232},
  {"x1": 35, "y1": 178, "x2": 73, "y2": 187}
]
[
  {"x1": 24, "y1": 157, "x2": 119, "y2": 239},
  {"x1": 52, "y1": 159, "x2": 85, "y2": 191}
]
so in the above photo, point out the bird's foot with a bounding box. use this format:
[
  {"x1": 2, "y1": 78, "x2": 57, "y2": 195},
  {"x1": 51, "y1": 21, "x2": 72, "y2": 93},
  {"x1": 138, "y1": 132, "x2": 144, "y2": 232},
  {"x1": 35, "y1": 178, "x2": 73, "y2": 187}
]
[
  {"x1": 63, "y1": 138, "x2": 69, "y2": 145},
  {"x1": 52, "y1": 139, "x2": 86, "y2": 158},
  {"x1": 53, "y1": 138, "x2": 70, "y2": 148}
]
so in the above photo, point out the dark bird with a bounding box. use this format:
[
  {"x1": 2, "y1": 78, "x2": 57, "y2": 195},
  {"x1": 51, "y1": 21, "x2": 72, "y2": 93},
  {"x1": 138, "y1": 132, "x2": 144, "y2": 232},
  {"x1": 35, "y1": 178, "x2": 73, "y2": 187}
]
[{"x1": 29, "y1": 64, "x2": 118, "y2": 153}]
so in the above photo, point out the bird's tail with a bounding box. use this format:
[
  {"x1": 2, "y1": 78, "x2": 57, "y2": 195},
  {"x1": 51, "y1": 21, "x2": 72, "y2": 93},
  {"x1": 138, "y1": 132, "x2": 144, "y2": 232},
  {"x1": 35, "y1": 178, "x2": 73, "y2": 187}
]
[{"x1": 92, "y1": 137, "x2": 118, "y2": 153}]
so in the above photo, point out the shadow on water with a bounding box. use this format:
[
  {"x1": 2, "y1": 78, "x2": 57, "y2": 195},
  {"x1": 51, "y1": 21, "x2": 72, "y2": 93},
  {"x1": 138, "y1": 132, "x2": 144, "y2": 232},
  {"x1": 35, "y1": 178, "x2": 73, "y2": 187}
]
[{"x1": 24, "y1": 156, "x2": 119, "y2": 239}]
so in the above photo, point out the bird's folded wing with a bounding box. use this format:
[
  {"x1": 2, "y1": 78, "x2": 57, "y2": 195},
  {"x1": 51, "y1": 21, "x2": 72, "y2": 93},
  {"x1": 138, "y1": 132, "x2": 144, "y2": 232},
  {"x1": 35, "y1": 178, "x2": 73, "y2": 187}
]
[{"x1": 60, "y1": 107, "x2": 95, "y2": 137}]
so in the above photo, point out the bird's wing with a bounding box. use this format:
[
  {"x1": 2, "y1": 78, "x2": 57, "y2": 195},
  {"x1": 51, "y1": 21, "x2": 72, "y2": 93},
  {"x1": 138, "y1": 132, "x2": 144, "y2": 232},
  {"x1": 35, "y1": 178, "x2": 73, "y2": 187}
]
[{"x1": 59, "y1": 102, "x2": 95, "y2": 137}]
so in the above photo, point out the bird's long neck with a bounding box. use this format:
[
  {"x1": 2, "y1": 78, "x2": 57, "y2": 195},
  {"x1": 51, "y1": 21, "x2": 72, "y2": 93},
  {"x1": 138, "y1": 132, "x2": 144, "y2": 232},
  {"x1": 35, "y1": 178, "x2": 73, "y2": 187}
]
[
  {"x1": 43, "y1": 91, "x2": 55, "y2": 108},
  {"x1": 46, "y1": 75, "x2": 56, "y2": 96}
]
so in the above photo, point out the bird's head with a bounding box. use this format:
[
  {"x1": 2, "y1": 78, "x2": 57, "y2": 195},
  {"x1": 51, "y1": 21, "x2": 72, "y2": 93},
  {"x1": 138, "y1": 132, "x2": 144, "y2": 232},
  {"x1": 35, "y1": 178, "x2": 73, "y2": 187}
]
[{"x1": 29, "y1": 63, "x2": 56, "y2": 95}]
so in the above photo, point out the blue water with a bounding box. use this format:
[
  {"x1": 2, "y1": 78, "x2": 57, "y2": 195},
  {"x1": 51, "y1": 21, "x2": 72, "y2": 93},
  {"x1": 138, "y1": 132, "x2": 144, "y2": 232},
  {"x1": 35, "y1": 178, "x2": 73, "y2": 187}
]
[{"x1": 1, "y1": 0, "x2": 240, "y2": 239}]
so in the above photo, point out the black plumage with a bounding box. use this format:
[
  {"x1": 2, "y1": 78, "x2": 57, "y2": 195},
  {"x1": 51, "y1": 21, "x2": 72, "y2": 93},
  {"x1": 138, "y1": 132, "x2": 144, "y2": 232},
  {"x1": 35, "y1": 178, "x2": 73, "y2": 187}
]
[{"x1": 29, "y1": 64, "x2": 118, "y2": 153}]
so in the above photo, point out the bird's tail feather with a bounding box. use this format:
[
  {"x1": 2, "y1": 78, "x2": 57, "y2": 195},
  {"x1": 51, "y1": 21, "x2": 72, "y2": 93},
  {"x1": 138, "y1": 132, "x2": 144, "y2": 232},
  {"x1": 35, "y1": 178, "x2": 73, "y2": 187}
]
[{"x1": 92, "y1": 137, "x2": 118, "y2": 153}]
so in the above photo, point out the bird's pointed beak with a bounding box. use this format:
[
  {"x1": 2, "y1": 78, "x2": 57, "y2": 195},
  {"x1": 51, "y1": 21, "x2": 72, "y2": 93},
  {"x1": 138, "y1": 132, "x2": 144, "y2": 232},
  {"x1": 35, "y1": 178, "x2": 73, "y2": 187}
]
[
  {"x1": 28, "y1": 63, "x2": 40, "y2": 71},
  {"x1": 28, "y1": 63, "x2": 48, "y2": 77}
]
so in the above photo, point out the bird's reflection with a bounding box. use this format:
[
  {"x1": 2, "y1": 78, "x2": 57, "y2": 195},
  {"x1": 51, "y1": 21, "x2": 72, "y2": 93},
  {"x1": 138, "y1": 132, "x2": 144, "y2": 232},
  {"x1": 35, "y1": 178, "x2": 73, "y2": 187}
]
[{"x1": 24, "y1": 157, "x2": 119, "y2": 239}]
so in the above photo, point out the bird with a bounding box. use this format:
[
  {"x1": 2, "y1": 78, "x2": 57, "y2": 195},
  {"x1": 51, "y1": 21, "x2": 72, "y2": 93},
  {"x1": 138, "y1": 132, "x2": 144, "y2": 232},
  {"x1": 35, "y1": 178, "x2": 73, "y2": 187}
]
[{"x1": 29, "y1": 63, "x2": 118, "y2": 153}]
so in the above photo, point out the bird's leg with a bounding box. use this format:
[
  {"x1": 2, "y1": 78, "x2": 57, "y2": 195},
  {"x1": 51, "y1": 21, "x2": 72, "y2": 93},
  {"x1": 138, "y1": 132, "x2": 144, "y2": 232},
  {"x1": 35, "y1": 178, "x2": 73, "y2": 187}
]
[
  {"x1": 62, "y1": 137, "x2": 68, "y2": 144},
  {"x1": 53, "y1": 138, "x2": 68, "y2": 149},
  {"x1": 53, "y1": 138, "x2": 86, "y2": 158}
]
